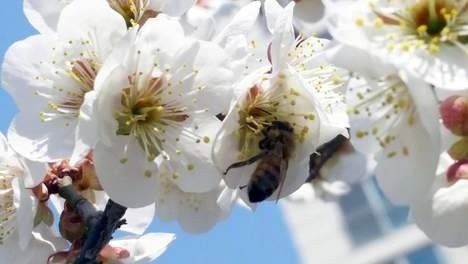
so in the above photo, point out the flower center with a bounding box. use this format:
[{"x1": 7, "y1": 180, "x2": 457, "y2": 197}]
[
  {"x1": 413, "y1": 0, "x2": 448, "y2": 35},
  {"x1": 107, "y1": 0, "x2": 158, "y2": 27},
  {"x1": 236, "y1": 75, "x2": 314, "y2": 159},
  {"x1": 38, "y1": 58, "x2": 99, "y2": 123},
  {"x1": 115, "y1": 73, "x2": 189, "y2": 160},
  {"x1": 369, "y1": 0, "x2": 468, "y2": 54}
]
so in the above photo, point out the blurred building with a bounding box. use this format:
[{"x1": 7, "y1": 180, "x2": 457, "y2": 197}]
[{"x1": 281, "y1": 178, "x2": 468, "y2": 264}]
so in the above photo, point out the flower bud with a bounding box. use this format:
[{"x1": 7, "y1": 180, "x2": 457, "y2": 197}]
[
  {"x1": 59, "y1": 204, "x2": 86, "y2": 242},
  {"x1": 448, "y1": 138, "x2": 468, "y2": 160},
  {"x1": 99, "y1": 245, "x2": 131, "y2": 262},
  {"x1": 440, "y1": 95, "x2": 468, "y2": 136},
  {"x1": 447, "y1": 160, "x2": 468, "y2": 183}
]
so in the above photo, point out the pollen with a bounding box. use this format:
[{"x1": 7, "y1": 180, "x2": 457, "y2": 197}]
[
  {"x1": 144, "y1": 170, "x2": 153, "y2": 178},
  {"x1": 355, "y1": 18, "x2": 365, "y2": 27},
  {"x1": 187, "y1": 164, "x2": 195, "y2": 171}
]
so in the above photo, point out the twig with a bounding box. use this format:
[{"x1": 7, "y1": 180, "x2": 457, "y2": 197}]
[
  {"x1": 58, "y1": 176, "x2": 101, "y2": 227},
  {"x1": 57, "y1": 176, "x2": 127, "y2": 264}
]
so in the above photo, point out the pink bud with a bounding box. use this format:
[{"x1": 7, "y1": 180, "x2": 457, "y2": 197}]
[
  {"x1": 447, "y1": 160, "x2": 468, "y2": 183},
  {"x1": 100, "y1": 245, "x2": 131, "y2": 262},
  {"x1": 440, "y1": 96, "x2": 468, "y2": 136}
]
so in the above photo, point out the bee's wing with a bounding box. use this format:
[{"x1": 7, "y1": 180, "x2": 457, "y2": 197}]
[{"x1": 274, "y1": 143, "x2": 289, "y2": 202}]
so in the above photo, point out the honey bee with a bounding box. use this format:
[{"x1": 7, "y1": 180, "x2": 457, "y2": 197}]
[{"x1": 224, "y1": 121, "x2": 295, "y2": 203}]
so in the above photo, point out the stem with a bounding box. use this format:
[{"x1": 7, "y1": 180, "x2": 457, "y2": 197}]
[
  {"x1": 57, "y1": 177, "x2": 101, "y2": 227},
  {"x1": 74, "y1": 200, "x2": 127, "y2": 264},
  {"x1": 57, "y1": 176, "x2": 127, "y2": 264}
]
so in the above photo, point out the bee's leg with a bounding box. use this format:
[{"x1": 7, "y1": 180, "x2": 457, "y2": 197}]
[
  {"x1": 240, "y1": 185, "x2": 247, "y2": 190},
  {"x1": 223, "y1": 152, "x2": 267, "y2": 175}
]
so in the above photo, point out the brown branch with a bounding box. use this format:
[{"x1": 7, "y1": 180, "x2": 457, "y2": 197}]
[{"x1": 57, "y1": 176, "x2": 127, "y2": 264}]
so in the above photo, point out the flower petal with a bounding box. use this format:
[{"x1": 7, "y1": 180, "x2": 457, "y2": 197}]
[
  {"x1": 411, "y1": 155, "x2": 468, "y2": 247},
  {"x1": 57, "y1": 0, "x2": 127, "y2": 58},
  {"x1": 7, "y1": 110, "x2": 76, "y2": 162},
  {"x1": 12, "y1": 177, "x2": 37, "y2": 250},
  {"x1": 23, "y1": 0, "x2": 69, "y2": 33},
  {"x1": 120, "y1": 204, "x2": 156, "y2": 235},
  {"x1": 110, "y1": 233, "x2": 175, "y2": 264},
  {"x1": 94, "y1": 138, "x2": 159, "y2": 208}
]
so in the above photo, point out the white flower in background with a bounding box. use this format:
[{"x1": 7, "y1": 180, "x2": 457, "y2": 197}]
[
  {"x1": 326, "y1": 0, "x2": 468, "y2": 90},
  {"x1": 1, "y1": 224, "x2": 68, "y2": 264},
  {"x1": 277, "y1": 0, "x2": 330, "y2": 36},
  {"x1": 186, "y1": 0, "x2": 271, "y2": 101},
  {"x1": 410, "y1": 154, "x2": 468, "y2": 247},
  {"x1": 409, "y1": 91, "x2": 468, "y2": 247},
  {"x1": 0, "y1": 132, "x2": 67, "y2": 262},
  {"x1": 92, "y1": 15, "x2": 233, "y2": 208},
  {"x1": 107, "y1": 0, "x2": 195, "y2": 27},
  {"x1": 213, "y1": 0, "x2": 349, "y2": 206},
  {"x1": 24, "y1": 0, "x2": 195, "y2": 33},
  {"x1": 154, "y1": 162, "x2": 235, "y2": 233},
  {"x1": 328, "y1": 45, "x2": 442, "y2": 205},
  {"x1": 48, "y1": 232, "x2": 174, "y2": 264},
  {"x1": 2, "y1": 0, "x2": 127, "y2": 162}
]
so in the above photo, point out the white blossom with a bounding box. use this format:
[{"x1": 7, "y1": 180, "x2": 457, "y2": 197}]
[
  {"x1": 92, "y1": 15, "x2": 233, "y2": 208},
  {"x1": 154, "y1": 162, "x2": 235, "y2": 233},
  {"x1": 3, "y1": 0, "x2": 127, "y2": 162},
  {"x1": 213, "y1": 0, "x2": 349, "y2": 205},
  {"x1": 328, "y1": 44, "x2": 442, "y2": 205},
  {"x1": 326, "y1": 0, "x2": 468, "y2": 90},
  {"x1": 24, "y1": 0, "x2": 195, "y2": 33}
]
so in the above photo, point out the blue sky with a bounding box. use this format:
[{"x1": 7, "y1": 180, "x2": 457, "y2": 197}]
[{"x1": 0, "y1": 2, "x2": 299, "y2": 263}]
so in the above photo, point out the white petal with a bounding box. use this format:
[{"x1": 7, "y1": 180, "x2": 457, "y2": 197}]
[
  {"x1": 177, "y1": 188, "x2": 228, "y2": 233},
  {"x1": 110, "y1": 233, "x2": 175, "y2": 264},
  {"x1": 270, "y1": 2, "x2": 295, "y2": 72},
  {"x1": 8, "y1": 111, "x2": 76, "y2": 162},
  {"x1": 320, "y1": 151, "x2": 376, "y2": 184},
  {"x1": 0, "y1": 225, "x2": 66, "y2": 264},
  {"x1": 264, "y1": 0, "x2": 283, "y2": 34},
  {"x1": 121, "y1": 204, "x2": 156, "y2": 235},
  {"x1": 411, "y1": 156, "x2": 468, "y2": 247},
  {"x1": 21, "y1": 159, "x2": 48, "y2": 188},
  {"x1": 375, "y1": 120, "x2": 439, "y2": 205},
  {"x1": 160, "y1": 0, "x2": 194, "y2": 16},
  {"x1": 326, "y1": 45, "x2": 396, "y2": 78},
  {"x1": 23, "y1": 0, "x2": 70, "y2": 33},
  {"x1": 166, "y1": 114, "x2": 223, "y2": 193},
  {"x1": 57, "y1": 0, "x2": 127, "y2": 58},
  {"x1": 94, "y1": 138, "x2": 159, "y2": 208},
  {"x1": 402, "y1": 46, "x2": 468, "y2": 91},
  {"x1": 70, "y1": 91, "x2": 97, "y2": 166},
  {"x1": 138, "y1": 15, "x2": 186, "y2": 56},
  {"x1": 285, "y1": 183, "x2": 315, "y2": 203},
  {"x1": 192, "y1": 40, "x2": 234, "y2": 114},
  {"x1": 1, "y1": 34, "x2": 57, "y2": 112},
  {"x1": 212, "y1": 103, "x2": 255, "y2": 189},
  {"x1": 214, "y1": 1, "x2": 261, "y2": 47},
  {"x1": 293, "y1": 0, "x2": 327, "y2": 35},
  {"x1": 12, "y1": 177, "x2": 37, "y2": 250},
  {"x1": 95, "y1": 66, "x2": 127, "y2": 147},
  {"x1": 400, "y1": 70, "x2": 441, "y2": 154}
]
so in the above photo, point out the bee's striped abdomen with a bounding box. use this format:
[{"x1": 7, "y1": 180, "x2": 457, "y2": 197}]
[{"x1": 247, "y1": 156, "x2": 282, "y2": 202}]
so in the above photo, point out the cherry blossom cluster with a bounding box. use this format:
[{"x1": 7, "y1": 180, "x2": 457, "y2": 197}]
[{"x1": 0, "y1": 0, "x2": 467, "y2": 263}]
